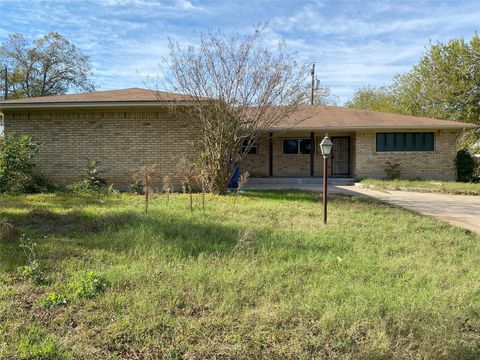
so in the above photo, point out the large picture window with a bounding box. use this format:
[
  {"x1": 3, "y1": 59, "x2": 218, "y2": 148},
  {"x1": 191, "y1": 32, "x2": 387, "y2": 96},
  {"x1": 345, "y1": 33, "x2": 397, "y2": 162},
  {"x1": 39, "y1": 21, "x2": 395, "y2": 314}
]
[
  {"x1": 376, "y1": 132, "x2": 434, "y2": 152},
  {"x1": 283, "y1": 139, "x2": 312, "y2": 154}
]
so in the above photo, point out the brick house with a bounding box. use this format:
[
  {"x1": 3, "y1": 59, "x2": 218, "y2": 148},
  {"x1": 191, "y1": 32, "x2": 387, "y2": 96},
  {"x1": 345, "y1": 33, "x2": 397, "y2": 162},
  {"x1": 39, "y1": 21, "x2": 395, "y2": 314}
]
[{"x1": 0, "y1": 88, "x2": 477, "y2": 185}]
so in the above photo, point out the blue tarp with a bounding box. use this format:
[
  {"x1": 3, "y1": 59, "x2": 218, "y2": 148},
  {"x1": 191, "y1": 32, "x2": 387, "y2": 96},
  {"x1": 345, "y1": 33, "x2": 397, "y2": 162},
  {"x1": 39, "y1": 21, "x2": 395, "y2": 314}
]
[{"x1": 228, "y1": 163, "x2": 240, "y2": 189}]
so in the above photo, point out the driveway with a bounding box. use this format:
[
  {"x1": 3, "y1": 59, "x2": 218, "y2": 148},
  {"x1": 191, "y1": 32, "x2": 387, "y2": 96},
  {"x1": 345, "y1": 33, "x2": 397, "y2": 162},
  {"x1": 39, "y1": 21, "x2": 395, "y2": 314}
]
[
  {"x1": 337, "y1": 186, "x2": 480, "y2": 234},
  {"x1": 245, "y1": 182, "x2": 480, "y2": 234}
]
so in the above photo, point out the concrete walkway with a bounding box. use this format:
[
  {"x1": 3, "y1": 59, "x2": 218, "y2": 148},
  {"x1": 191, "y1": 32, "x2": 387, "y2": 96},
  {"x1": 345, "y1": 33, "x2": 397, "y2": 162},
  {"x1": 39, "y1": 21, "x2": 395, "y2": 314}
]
[
  {"x1": 340, "y1": 186, "x2": 480, "y2": 234},
  {"x1": 244, "y1": 182, "x2": 480, "y2": 234}
]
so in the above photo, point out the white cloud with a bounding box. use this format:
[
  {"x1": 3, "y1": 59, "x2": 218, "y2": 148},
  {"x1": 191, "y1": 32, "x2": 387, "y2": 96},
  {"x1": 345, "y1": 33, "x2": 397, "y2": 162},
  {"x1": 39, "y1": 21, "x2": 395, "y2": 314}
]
[{"x1": 1, "y1": 0, "x2": 479, "y2": 103}]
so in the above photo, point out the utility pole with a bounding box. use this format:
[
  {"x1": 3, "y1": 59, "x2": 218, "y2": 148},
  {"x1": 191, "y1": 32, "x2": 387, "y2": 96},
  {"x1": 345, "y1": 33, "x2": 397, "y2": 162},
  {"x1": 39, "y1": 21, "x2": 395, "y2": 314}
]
[
  {"x1": 3, "y1": 66, "x2": 7, "y2": 100},
  {"x1": 310, "y1": 63, "x2": 315, "y2": 105}
]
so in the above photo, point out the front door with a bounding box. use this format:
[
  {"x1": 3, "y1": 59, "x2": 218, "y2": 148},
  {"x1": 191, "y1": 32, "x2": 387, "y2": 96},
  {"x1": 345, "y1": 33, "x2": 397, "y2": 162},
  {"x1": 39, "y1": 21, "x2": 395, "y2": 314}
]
[{"x1": 331, "y1": 137, "x2": 350, "y2": 176}]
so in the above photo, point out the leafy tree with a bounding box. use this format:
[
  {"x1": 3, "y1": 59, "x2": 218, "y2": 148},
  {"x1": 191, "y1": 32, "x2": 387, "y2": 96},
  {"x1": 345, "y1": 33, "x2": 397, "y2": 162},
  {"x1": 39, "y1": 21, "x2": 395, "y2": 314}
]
[
  {"x1": 161, "y1": 26, "x2": 309, "y2": 194},
  {"x1": 346, "y1": 86, "x2": 396, "y2": 113},
  {"x1": 347, "y1": 34, "x2": 480, "y2": 150},
  {"x1": 0, "y1": 32, "x2": 95, "y2": 99}
]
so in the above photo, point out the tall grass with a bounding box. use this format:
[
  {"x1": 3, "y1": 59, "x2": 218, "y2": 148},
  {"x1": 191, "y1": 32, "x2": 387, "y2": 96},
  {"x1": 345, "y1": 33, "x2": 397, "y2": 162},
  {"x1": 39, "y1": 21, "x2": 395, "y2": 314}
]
[{"x1": 0, "y1": 191, "x2": 479, "y2": 359}]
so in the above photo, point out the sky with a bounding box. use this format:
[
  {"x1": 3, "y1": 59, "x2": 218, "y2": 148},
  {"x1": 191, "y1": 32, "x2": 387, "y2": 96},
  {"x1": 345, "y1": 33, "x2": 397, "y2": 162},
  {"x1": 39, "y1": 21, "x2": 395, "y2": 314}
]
[{"x1": 1, "y1": 0, "x2": 479, "y2": 104}]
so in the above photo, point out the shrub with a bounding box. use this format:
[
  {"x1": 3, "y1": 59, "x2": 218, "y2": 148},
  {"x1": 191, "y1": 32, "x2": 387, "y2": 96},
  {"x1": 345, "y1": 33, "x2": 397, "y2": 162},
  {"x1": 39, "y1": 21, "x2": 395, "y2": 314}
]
[
  {"x1": 384, "y1": 161, "x2": 401, "y2": 180},
  {"x1": 20, "y1": 262, "x2": 44, "y2": 285},
  {"x1": 0, "y1": 134, "x2": 53, "y2": 193},
  {"x1": 128, "y1": 180, "x2": 144, "y2": 194},
  {"x1": 456, "y1": 149, "x2": 480, "y2": 182},
  {"x1": 68, "y1": 160, "x2": 112, "y2": 192},
  {"x1": 41, "y1": 292, "x2": 67, "y2": 308},
  {"x1": 76, "y1": 271, "x2": 106, "y2": 299},
  {"x1": 18, "y1": 237, "x2": 44, "y2": 284}
]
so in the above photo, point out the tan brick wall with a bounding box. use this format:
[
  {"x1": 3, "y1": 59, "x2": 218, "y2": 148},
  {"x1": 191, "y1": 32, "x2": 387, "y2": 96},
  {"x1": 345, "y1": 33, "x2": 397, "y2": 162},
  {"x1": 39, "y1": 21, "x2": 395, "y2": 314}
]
[
  {"x1": 4, "y1": 109, "x2": 460, "y2": 184},
  {"x1": 240, "y1": 134, "x2": 270, "y2": 176},
  {"x1": 3, "y1": 108, "x2": 199, "y2": 185},
  {"x1": 355, "y1": 130, "x2": 459, "y2": 180}
]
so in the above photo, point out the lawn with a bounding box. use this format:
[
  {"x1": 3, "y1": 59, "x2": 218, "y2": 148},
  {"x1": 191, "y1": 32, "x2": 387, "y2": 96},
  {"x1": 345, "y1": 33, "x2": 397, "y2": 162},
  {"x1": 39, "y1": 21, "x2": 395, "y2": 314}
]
[
  {"x1": 360, "y1": 178, "x2": 480, "y2": 196},
  {"x1": 0, "y1": 191, "x2": 479, "y2": 359}
]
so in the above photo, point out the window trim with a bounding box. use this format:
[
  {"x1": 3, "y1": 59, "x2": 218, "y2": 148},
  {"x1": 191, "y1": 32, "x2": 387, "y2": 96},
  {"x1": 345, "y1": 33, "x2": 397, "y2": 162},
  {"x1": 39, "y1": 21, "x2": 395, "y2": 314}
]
[
  {"x1": 242, "y1": 139, "x2": 258, "y2": 155},
  {"x1": 375, "y1": 132, "x2": 435, "y2": 153},
  {"x1": 283, "y1": 138, "x2": 313, "y2": 155}
]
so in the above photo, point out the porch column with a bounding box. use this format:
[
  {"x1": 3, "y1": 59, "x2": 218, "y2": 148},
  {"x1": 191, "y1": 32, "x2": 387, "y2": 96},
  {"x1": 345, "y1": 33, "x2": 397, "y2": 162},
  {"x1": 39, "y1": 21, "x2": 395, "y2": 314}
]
[
  {"x1": 310, "y1": 131, "x2": 315, "y2": 176},
  {"x1": 269, "y1": 132, "x2": 273, "y2": 177}
]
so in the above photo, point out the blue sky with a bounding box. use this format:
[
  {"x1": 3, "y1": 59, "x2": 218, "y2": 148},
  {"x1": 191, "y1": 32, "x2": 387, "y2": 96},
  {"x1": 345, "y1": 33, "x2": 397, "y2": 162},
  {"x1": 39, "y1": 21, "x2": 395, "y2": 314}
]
[{"x1": 1, "y1": 0, "x2": 479, "y2": 104}]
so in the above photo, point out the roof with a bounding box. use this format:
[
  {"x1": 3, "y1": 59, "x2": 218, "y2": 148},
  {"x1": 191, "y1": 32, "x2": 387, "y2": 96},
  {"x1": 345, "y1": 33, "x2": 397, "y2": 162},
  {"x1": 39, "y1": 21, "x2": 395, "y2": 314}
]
[
  {"x1": 272, "y1": 105, "x2": 478, "y2": 131},
  {"x1": 0, "y1": 88, "x2": 198, "y2": 109},
  {"x1": 0, "y1": 88, "x2": 477, "y2": 130}
]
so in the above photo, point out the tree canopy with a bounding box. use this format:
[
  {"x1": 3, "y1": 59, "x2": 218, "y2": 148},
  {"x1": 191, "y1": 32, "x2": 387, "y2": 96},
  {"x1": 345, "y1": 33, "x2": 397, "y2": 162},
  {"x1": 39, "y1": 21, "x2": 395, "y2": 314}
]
[
  {"x1": 347, "y1": 34, "x2": 480, "y2": 149},
  {"x1": 0, "y1": 32, "x2": 95, "y2": 99}
]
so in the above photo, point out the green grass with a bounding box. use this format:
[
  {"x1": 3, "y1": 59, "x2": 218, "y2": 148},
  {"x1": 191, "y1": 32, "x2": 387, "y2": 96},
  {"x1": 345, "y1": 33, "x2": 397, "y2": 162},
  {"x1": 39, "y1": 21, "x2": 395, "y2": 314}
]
[
  {"x1": 360, "y1": 178, "x2": 480, "y2": 195},
  {"x1": 1, "y1": 191, "x2": 479, "y2": 359}
]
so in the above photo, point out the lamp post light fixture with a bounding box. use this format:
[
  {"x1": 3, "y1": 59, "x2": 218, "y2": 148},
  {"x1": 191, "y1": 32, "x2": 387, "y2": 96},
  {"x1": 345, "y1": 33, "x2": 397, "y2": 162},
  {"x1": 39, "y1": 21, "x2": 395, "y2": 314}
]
[{"x1": 320, "y1": 135, "x2": 333, "y2": 224}]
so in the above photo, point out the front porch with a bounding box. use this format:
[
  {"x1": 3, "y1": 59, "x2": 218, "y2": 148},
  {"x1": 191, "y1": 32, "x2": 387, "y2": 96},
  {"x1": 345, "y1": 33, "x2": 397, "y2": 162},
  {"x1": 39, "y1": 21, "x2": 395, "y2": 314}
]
[{"x1": 240, "y1": 131, "x2": 356, "y2": 178}]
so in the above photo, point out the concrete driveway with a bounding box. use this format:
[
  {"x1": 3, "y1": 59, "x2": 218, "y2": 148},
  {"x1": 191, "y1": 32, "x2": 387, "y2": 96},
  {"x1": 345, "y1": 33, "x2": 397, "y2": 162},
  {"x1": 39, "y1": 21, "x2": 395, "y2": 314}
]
[
  {"x1": 337, "y1": 186, "x2": 480, "y2": 234},
  {"x1": 244, "y1": 181, "x2": 480, "y2": 234}
]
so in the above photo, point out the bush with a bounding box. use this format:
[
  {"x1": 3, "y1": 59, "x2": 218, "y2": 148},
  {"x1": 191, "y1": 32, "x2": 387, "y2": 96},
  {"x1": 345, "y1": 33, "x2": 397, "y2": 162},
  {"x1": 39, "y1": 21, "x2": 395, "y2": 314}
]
[
  {"x1": 76, "y1": 271, "x2": 106, "y2": 299},
  {"x1": 128, "y1": 180, "x2": 144, "y2": 194},
  {"x1": 384, "y1": 161, "x2": 401, "y2": 180},
  {"x1": 41, "y1": 292, "x2": 68, "y2": 308},
  {"x1": 67, "y1": 160, "x2": 113, "y2": 193},
  {"x1": 0, "y1": 134, "x2": 53, "y2": 193},
  {"x1": 456, "y1": 149, "x2": 480, "y2": 182}
]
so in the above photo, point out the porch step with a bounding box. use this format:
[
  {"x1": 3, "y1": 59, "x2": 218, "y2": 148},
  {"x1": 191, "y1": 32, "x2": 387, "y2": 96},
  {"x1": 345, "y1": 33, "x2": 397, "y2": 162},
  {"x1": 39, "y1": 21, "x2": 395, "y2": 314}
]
[{"x1": 247, "y1": 177, "x2": 355, "y2": 186}]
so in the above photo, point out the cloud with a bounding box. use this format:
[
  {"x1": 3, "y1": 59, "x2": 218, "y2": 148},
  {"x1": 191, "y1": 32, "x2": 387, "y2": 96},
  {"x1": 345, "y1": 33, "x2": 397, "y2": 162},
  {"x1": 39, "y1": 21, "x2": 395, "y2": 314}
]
[{"x1": 1, "y1": 0, "x2": 479, "y2": 103}]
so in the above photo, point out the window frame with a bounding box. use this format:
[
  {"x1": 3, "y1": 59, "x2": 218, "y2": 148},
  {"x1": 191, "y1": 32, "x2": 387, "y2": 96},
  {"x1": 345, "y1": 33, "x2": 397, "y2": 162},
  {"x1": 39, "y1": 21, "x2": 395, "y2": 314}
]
[
  {"x1": 283, "y1": 138, "x2": 313, "y2": 155},
  {"x1": 375, "y1": 132, "x2": 435, "y2": 152},
  {"x1": 241, "y1": 139, "x2": 258, "y2": 155}
]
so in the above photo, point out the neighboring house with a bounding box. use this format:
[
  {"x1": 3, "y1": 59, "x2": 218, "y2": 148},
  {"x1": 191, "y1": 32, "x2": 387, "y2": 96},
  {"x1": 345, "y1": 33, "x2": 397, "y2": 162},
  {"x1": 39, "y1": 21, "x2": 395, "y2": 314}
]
[{"x1": 0, "y1": 87, "x2": 477, "y2": 185}]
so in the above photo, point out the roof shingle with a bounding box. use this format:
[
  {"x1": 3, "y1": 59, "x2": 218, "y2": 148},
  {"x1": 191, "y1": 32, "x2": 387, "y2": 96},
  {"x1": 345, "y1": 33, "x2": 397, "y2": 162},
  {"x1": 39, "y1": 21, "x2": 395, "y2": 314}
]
[
  {"x1": 0, "y1": 88, "x2": 477, "y2": 130},
  {"x1": 0, "y1": 87, "x2": 193, "y2": 104}
]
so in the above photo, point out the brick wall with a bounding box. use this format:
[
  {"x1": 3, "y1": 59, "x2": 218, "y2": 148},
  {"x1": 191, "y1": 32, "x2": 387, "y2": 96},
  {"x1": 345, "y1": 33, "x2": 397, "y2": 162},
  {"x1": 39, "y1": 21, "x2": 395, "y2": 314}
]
[
  {"x1": 3, "y1": 108, "x2": 199, "y2": 185},
  {"x1": 4, "y1": 108, "x2": 461, "y2": 184},
  {"x1": 355, "y1": 130, "x2": 460, "y2": 180}
]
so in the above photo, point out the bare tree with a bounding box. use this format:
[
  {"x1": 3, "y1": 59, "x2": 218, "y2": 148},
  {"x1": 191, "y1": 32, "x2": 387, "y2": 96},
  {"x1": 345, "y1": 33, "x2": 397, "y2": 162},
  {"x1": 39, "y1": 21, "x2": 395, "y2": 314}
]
[
  {"x1": 157, "y1": 25, "x2": 309, "y2": 194},
  {"x1": 162, "y1": 175, "x2": 172, "y2": 206},
  {"x1": 133, "y1": 164, "x2": 158, "y2": 214},
  {"x1": 177, "y1": 157, "x2": 197, "y2": 212}
]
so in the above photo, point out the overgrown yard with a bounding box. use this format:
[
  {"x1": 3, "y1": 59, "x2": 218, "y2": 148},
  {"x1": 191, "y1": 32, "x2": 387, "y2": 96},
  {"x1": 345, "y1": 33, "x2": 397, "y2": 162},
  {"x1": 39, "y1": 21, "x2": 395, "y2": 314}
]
[
  {"x1": 360, "y1": 178, "x2": 480, "y2": 195},
  {"x1": 1, "y1": 191, "x2": 479, "y2": 359}
]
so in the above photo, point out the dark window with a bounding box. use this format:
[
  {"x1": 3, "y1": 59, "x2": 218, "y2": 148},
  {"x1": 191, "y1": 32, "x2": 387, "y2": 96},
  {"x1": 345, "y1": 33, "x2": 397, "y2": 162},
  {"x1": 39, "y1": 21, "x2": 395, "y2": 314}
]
[
  {"x1": 283, "y1": 139, "x2": 312, "y2": 154},
  {"x1": 283, "y1": 139, "x2": 299, "y2": 154},
  {"x1": 242, "y1": 139, "x2": 257, "y2": 155},
  {"x1": 376, "y1": 132, "x2": 434, "y2": 152},
  {"x1": 299, "y1": 139, "x2": 312, "y2": 154}
]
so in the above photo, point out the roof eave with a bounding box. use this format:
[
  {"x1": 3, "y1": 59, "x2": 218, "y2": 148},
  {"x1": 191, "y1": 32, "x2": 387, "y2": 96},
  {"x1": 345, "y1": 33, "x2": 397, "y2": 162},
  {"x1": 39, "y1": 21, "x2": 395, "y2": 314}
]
[
  {"x1": 0, "y1": 100, "x2": 195, "y2": 111},
  {"x1": 269, "y1": 124, "x2": 479, "y2": 131}
]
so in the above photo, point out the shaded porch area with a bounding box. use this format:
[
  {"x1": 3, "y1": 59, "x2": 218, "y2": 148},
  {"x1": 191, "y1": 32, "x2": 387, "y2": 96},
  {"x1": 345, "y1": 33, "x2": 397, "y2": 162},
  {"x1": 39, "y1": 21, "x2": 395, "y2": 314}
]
[{"x1": 240, "y1": 131, "x2": 356, "y2": 178}]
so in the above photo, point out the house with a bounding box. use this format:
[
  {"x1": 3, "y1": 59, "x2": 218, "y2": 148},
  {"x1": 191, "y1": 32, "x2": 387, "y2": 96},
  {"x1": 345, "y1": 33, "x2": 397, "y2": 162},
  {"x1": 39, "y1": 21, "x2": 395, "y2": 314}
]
[{"x1": 0, "y1": 87, "x2": 477, "y2": 185}]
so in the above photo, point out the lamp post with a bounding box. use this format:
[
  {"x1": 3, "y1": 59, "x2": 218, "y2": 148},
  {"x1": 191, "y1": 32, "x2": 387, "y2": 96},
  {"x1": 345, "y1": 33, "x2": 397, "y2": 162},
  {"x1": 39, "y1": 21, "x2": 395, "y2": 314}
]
[{"x1": 320, "y1": 135, "x2": 333, "y2": 224}]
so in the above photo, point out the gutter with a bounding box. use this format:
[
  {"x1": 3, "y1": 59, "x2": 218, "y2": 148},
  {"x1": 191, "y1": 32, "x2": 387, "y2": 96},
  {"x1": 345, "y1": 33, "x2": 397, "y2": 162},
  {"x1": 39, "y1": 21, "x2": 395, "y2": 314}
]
[
  {"x1": 0, "y1": 100, "x2": 194, "y2": 111},
  {"x1": 269, "y1": 125, "x2": 479, "y2": 131}
]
